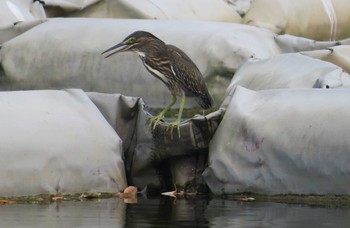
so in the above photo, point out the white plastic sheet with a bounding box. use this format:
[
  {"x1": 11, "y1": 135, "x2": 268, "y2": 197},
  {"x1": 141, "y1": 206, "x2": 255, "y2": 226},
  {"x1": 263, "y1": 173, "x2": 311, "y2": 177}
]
[
  {"x1": 203, "y1": 86, "x2": 350, "y2": 195},
  {"x1": 0, "y1": 89, "x2": 126, "y2": 196}
]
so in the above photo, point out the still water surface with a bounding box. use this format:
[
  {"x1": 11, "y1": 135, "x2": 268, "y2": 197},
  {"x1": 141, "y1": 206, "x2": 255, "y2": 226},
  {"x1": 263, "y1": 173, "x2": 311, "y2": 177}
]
[{"x1": 0, "y1": 197, "x2": 349, "y2": 228}]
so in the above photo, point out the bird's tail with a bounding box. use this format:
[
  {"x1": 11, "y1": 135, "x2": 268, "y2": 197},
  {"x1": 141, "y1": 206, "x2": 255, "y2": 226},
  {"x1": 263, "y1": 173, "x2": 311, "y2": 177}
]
[{"x1": 196, "y1": 92, "x2": 214, "y2": 109}]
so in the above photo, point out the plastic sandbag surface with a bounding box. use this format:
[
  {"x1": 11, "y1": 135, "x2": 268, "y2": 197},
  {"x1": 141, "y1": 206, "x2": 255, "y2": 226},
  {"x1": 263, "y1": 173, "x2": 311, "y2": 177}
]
[
  {"x1": 244, "y1": 0, "x2": 350, "y2": 41},
  {"x1": 65, "y1": 0, "x2": 242, "y2": 22},
  {"x1": 0, "y1": 18, "x2": 279, "y2": 107},
  {"x1": 302, "y1": 45, "x2": 350, "y2": 74},
  {"x1": 0, "y1": 89, "x2": 126, "y2": 196},
  {"x1": 227, "y1": 53, "x2": 350, "y2": 91},
  {"x1": 203, "y1": 86, "x2": 350, "y2": 195}
]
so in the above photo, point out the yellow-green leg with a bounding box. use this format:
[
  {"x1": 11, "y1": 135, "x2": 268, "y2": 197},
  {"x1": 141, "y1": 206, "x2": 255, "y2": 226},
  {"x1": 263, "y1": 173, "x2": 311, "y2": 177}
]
[
  {"x1": 167, "y1": 94, "x2": 185, "y2": 138},
  {"x1": 148, "y1": 95, "x2": 177, "y2": 130}
]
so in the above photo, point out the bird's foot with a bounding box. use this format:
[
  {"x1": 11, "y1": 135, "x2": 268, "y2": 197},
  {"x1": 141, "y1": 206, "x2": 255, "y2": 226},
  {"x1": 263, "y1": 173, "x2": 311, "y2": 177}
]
[
  {"x1": 166, "y1": 119, "x2": 181, "y2": 139},
  {"x1": 148, "y1": 114, "x2": 165, "y2": 130}
]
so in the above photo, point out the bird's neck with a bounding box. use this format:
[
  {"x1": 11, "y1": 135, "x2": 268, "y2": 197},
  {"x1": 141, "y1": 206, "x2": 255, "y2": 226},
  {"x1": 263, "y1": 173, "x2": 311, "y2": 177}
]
[{"x1": 135, "y1": 51, "x2": 146, "y2": 58}]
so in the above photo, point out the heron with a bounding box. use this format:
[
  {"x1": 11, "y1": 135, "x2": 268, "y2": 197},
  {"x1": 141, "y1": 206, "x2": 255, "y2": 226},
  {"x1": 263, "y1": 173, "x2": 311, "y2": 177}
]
[{"x1": 102, "y1": 31, "x2": 213, "y2": 137}]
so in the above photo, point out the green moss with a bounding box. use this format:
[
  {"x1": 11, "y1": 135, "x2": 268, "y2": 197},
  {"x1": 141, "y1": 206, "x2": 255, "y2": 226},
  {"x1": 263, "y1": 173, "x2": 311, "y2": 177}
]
[
  {"x1": 0, "y1": 192, "x2": 116, "y2": 204},
  {"x1": 149, "y1": 107, "x2": 217, "y2": 118}
]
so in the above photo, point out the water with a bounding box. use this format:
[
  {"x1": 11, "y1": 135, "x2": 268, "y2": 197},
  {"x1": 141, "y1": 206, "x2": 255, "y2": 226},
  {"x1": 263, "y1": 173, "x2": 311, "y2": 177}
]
[{"x1": 0, "y1": 197, "x2": 349, "y2": 228}]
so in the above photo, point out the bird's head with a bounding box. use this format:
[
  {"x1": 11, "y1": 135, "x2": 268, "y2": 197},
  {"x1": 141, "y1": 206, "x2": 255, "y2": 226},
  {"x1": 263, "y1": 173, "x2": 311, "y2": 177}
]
[{"x1": 101, "y1": 31, "x2": 163, "y2": 58}]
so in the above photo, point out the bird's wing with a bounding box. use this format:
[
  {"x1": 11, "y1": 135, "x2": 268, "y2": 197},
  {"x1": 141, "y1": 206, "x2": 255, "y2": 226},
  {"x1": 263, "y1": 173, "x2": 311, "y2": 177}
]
[
  {"x1": 167, "y1": 45, "x2": 205, "y2": 96},
  {"x1": 167, "y1": 45, "x2": 213, "y2": 109}
]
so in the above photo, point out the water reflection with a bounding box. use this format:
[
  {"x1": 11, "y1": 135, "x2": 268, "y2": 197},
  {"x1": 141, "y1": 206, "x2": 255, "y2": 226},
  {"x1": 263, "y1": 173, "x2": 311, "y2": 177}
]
[{"x1": 0, "y1": 197, "x2": 349, "y2": 228}]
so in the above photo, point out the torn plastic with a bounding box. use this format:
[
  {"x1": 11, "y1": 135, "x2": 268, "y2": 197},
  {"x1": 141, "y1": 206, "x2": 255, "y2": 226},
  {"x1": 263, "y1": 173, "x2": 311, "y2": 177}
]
[
  {"x1": 203, "y1": 86, "x2": 350, "y2": 195},
  {"x1": 0, "y1": 89, "x2": 126, "y2": 196}
]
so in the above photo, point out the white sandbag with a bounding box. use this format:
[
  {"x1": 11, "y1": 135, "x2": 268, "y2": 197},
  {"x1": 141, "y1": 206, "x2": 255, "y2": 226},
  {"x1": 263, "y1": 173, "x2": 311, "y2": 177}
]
[
  {"x1": 302, "y1": 45, "x2": 350, "y2": 74},
  {"x1": 0, "y1": 89, "x2": 126, "y2": 196},
  {"x1": 225, "y1": 53, "x2": 350, "y2": 94},
  {"x1": 203, "y1": 86, "x2": 350, "y2": 195},
  {"x1": 63, "y1": 0, "x2": 242, "y2": 23},
  {"x1": 244, "y1": 0, "x2": 350, "y2": 41},
  {"x1": 225, "y1": 0, "x2": 252, "y2": 16},
  {"x1": 0, "y1": 0, "x2": 46, "y2": 28},
  {"x1": 0, "y1": 20, "x2": 46, "y2": 44},
  {"x1": 0, "y1": 18, "x2": 277, "y2": 107}
]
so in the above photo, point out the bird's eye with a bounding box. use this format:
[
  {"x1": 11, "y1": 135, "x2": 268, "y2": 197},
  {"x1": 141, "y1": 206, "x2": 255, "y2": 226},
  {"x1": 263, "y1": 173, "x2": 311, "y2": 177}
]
[{"x1": 127, "y1": 37, "x2": 136, "y2": 43}]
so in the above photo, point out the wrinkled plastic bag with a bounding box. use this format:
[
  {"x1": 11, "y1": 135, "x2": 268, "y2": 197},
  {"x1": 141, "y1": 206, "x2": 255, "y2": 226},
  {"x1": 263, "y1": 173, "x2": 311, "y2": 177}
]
[
  {"x1": 0, "y1": 89, "x2": 126, "y2": 196},
  {"x1": 204, "y1": 86, "x2": 350, "y2": 195}
]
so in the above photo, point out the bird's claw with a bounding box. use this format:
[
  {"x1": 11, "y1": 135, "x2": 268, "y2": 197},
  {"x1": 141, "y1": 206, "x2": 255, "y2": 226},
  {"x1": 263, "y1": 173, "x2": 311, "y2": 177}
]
[
  {"x1": 148, "y1": 115, "x2": 181, "y2": 139},
  {"x1": 166, "y1": 120, "x2": 181, "y2": 139},
  {"x1": 148, "y1": 115, "x2": 165, "y2": 130}
]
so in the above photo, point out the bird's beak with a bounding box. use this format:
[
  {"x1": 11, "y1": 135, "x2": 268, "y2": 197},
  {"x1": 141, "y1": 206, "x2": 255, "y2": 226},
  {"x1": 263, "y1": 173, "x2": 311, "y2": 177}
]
[{"x1": 101, "y1": 41, "x2": 129, "y2": 58}]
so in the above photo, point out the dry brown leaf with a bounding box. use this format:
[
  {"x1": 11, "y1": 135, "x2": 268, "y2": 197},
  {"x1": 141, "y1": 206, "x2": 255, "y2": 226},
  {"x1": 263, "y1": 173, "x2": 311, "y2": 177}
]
[
  {"x1": 123, "y1": 186, "x2": 138, "y2": 195},
  {"x1": 0, "y1": 200, "x2": 16, "y2": 205},
  {"x1": 51, "y1": 196, "x2": 64, "y2": 201},
  {"x1": 118, "y1": 186, "x2": 138, "y2": 199}
]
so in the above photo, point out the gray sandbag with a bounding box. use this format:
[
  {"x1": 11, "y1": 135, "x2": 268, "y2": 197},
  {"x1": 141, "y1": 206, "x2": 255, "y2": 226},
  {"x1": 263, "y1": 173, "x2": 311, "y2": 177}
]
[
  {"x1": 0, "y1": 18, "x2": 278, "y2": 107},
  {"x1": 53, "y1": 0, "x2": 242, "y2": 23},
  {"x1": 203, "y1": 86, "x2": 350, "y2": 195},
  {"x1": 0, "y1": 89, "x2": 126, "y2": 196},
  {"x1": 87, "y1": 91, "x2": 223, "y2": 189},
  {"x1": 244, "y1": 0, "x2": 350, "y2": 41}
]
